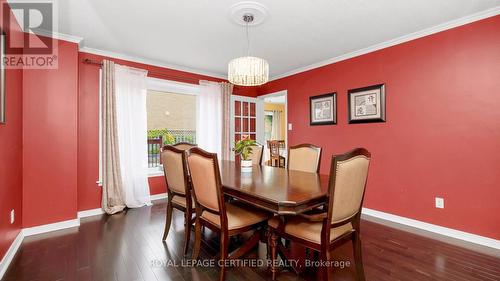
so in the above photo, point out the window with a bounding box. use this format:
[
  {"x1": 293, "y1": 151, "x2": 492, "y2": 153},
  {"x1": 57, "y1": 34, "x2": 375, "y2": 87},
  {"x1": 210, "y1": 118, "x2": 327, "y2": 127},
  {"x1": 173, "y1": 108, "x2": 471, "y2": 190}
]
[
  {"x1": 146, "y1": 78, "x2": 200, "y2": 174},
  {"x1": 147, "y1": 90, "x2": 197, "y2": 171},
  {"x1": 97, "y1": 77, "x2": 199, "y2": 184}
]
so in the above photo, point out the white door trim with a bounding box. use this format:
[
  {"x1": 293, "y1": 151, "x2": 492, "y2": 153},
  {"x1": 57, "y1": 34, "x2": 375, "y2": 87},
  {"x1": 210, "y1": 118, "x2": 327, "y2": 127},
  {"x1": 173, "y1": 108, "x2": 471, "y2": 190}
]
[{"x1": 257, "y1": 90, "x2": 288, "y2": 161}]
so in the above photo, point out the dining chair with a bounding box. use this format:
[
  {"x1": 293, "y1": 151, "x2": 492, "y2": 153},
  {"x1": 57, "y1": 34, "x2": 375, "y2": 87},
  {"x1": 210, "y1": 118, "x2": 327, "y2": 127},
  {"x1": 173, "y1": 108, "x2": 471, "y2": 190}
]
[
  {"x1": 173, "y1": 142, "x2": 197, "y2": 150},
  {"x1": 187, "y1": 147, "x2": 271, "y2": 280},
  {"x1": 267, "y1": 140, "x2": 286, "y2": 168},
  {"x1": 287, "y1": 143, "x2": 322, "y2": 173},
  {"x1": 248, "y1": 144, "x2": 264, "y2": 165},
  {"x1": 268, "y1": 148, "x2": 371, "y2": 281},
  {"x1": 161, "y1": 143, "x2": 196, "y2": 255}
]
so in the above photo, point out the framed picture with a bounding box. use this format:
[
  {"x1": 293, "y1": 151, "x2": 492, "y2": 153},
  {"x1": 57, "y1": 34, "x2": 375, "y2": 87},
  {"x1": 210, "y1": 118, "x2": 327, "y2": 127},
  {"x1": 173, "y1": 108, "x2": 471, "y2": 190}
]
[
  {"x1": 310, "y1": 93, "x2": 336, "y2": 125},
  {"x1": 0, "y1": 30, "x2": 5, "y2": 124},
  {"x1": 348, "y1": 84, "x2": 385, "y2": 123}
]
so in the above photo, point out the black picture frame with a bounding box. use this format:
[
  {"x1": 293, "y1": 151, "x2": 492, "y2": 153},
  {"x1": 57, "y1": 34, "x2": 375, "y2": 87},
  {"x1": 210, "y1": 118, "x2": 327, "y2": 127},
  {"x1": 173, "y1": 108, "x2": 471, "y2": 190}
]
[
  {"x1": 348, "y1": 84, "x2": 386, "y2": 124},
  {"x1": 309, "y1": 92, "x2": 336, "y2": 125}
]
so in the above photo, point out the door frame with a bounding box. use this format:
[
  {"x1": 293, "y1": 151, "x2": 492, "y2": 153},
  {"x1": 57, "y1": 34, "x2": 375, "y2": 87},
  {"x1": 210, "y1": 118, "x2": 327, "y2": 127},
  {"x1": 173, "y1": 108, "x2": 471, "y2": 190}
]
[{"x1": 257, "y1": 90, "x2": 288, "y2": 151}]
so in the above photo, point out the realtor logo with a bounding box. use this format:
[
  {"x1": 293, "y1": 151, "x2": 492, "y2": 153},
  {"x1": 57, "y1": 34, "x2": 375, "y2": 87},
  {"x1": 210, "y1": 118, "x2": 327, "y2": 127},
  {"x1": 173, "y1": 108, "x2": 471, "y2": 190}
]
[{"x1": 1, "y1": 1, "x2": 58, "y2": 69}]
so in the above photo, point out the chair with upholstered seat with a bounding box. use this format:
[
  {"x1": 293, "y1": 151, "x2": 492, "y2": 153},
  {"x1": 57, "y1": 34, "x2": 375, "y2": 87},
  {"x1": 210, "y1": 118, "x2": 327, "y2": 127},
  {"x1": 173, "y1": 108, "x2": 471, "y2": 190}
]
[
  {"x1": 161, "y1": 143, "x2": 196, "y2": 255},
  {"x1": 247, "y1": 144, "x2": 264, "y2": 165},
  {"x1": 173, "y1": 142, "x2": 197, "y2": 150},
  {"x1": 187, "y1": 147, "x2": 271, "y2": 280},
  {"x1": 268, "y1": 148, "x2": 371, "y2": 280},
  {"x1": 287, "y1": 143, "x2": 322, "y2": 173}
]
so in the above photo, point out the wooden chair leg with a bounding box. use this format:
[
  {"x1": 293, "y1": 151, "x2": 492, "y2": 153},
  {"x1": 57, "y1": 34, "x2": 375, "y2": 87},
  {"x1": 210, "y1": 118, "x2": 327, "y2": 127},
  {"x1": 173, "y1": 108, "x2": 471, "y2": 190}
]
[
  {"x1": 269, "y1": 231, "x2": 279, "y2": 281},
  {"x1": 183, "y1": 209, "x2": 192, "y2": 255},
  {"x1": 265, "y1": 229, "x2": 271, "y2": 259},
  {"x1": 219, "y1": 233, "x2": 229, "y2": 281},
  {"x1": 352, "y1": 232, "x2": 366, "y2": 281},
  {"x1": 319, "y1": 249, "x2": 331, "y2": 281},
  {"x1": 192, "y1": 218, "x2": 202, "y2": 260},
  {"x1": 162, "y1": 200, "x2": 173, "y2": 241}
]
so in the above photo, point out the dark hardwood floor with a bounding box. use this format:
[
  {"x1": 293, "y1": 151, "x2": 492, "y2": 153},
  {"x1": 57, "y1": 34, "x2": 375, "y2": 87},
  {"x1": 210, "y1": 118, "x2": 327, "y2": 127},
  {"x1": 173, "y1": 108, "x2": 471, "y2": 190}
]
[{"x1": 3, "y1": 199, "x2": 500, "y2": 281}]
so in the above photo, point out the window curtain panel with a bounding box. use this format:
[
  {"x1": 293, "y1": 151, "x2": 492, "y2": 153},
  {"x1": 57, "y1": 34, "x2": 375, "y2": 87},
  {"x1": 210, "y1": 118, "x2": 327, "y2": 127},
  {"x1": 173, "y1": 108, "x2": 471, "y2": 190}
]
[
  {"x1": 115, "y1": 64, "x2": 152, "y2": 208},
  {"x1": 220, "y1": 82, "x2": 233, "y2": 160},
  {"x1": 101, "y1": 60, "x2": 126, "y2": 214},
  {"x1": 271, "y1": 110, "x2": 282, "y2": 140},
  {"x1": 197, "y1": 81, "x2": 223, "y2": 156}
]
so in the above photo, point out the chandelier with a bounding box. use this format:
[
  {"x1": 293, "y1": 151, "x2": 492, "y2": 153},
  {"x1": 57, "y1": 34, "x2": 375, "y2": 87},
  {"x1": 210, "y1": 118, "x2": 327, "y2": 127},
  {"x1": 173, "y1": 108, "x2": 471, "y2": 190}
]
[{"x1": 228, "y1": 14, "x2": 269, "y2": 86}]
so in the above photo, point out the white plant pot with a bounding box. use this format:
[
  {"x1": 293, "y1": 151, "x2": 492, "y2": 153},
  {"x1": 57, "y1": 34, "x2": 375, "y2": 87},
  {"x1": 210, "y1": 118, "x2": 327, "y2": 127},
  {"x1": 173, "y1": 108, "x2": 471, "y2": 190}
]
[{"x1": 241, "y1": 159, "x2": 253, "y2": 173}]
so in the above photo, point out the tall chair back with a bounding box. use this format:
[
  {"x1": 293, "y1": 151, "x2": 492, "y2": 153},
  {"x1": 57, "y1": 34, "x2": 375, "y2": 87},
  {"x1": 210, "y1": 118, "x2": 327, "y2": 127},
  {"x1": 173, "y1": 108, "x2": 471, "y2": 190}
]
[
  {"x1": 288, "y1": 144, "x2": 322, "y2": 173},
  {"x1": 248, "y1": 144, "x2": 264, "y2": 165},
  {"x1": 326, "y1": 148, "x2": 371, "y2": 229},
  {"x1": 161, "y1": 145, "x2": 189, "y2": 195},
  {"x1": 173, "y1": 142, "x2": 197, "y2": 151},
  {"x1": 186, "y1": 147, "x2": 224, "y2": 214}
]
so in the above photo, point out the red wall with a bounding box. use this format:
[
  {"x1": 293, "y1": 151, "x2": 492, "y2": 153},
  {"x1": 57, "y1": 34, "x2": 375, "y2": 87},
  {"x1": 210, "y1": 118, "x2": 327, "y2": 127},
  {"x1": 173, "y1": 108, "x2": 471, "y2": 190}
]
[
  {"x1": 0, "y1": 1, "x2": 24, "y2": 260},
  {"x1": 4, "y1": 11, "x2": 498, "y2": 261},
  {"x1": 77, "y1": 52, "x2": 257, "y2": 211},
  {"x1": 258, "y1": 16, "x2": 500, "y2": 239},
  {"x1": 22, "y1": 40, "x2": 79, "y2": 227}
]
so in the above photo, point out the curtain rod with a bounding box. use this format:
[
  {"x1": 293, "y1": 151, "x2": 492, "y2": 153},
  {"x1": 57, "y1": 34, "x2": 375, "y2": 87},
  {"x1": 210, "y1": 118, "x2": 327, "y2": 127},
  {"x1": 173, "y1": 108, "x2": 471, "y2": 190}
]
[{"x1": 82, "y1": 58, "x2": 240, "y2": 88}]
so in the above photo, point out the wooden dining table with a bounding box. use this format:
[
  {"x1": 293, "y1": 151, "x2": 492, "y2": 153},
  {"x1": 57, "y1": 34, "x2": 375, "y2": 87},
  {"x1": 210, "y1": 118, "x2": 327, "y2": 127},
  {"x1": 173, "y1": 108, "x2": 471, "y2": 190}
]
[{"x1": 219, "y1": 160, "x2": 329, "y2": 215}]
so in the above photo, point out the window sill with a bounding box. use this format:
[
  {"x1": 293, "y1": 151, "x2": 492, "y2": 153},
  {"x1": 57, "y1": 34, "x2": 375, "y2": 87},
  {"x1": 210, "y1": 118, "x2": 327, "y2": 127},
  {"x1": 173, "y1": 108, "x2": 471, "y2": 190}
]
[
  {"x1": 148, "y1": 165, "x2": 164, "y2": 177},
  {"x1": 96, "y1": 169, "x2": 163, "y2": 186},
  {"x1": 148, "y1": 171, "x2": 164, "y2": 177}
]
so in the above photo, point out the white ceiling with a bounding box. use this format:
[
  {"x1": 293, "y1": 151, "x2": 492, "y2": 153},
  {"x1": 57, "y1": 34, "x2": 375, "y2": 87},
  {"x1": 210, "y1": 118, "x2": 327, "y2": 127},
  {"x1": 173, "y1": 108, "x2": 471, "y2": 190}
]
[{"x1": 55, "y1": 0, "x2": 500, "y2": 79}]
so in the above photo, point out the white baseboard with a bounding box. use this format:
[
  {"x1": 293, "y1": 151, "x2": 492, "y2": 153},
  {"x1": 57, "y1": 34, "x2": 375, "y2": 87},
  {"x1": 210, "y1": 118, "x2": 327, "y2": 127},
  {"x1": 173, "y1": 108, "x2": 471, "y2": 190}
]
[
  {"x1": 0, "y1": 232, "x2": 23, "y2": 280},
  {"x1": 77, "y1": 208, "x2": 105, "y2": 218},
  {"x1": 0, "y1": 197, "x2": 166, "y2": 278},
  {"x1": 78, "y1": 194, "x2": 166, "y2": 217},
  {"x1": 150, "y1": 193, "x2": 167, "y2": 201},
  {"x1": 22, "y1": 219, "x2": 80, "y2": 237},
  {"x1": 362, "y1": 208, "x2": 500, "y2": 250}
]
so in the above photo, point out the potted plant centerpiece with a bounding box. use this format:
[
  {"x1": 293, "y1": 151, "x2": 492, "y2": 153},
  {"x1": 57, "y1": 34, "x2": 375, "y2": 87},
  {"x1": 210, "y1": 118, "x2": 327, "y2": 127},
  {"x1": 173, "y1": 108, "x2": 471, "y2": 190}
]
[{"x1": 233, "y1": 135, "x2": 256, "y2": 173}]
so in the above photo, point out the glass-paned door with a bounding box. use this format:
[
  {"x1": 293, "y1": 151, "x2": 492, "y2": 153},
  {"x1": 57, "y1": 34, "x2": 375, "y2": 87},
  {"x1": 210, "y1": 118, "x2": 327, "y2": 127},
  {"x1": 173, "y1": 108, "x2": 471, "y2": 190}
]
[{"x1": 230, "y1": 95, "x2": 263, "y2": 161}]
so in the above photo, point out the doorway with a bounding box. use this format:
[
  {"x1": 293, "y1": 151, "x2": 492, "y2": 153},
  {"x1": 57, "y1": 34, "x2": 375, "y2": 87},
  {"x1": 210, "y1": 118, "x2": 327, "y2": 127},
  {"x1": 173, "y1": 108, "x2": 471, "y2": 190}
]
[{"x1": 257, "y1": 90, "x2": 288, "y2": 165}]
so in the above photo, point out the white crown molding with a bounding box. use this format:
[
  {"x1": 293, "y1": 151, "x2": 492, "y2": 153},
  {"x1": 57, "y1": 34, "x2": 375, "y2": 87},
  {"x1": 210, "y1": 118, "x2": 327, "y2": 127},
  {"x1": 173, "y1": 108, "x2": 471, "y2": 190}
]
[
  {"x1": 362, "y1": 208, "x2": 500, "y2": 250},
  {"x1": 0, "y1": 232, "x2": 23, "y2": 280},
  {"x1": 150, "y1": 193, "x2": 168, "y2": 201},
  {"x1": 79, "y1": 46, "x2": 227, "y2": 80},
  {"x1": 21, "y1": 29, "x2": 83, "y2": 46},
  {"x1": 77, "y1": 208, "x2": 105, "y2": 219},
  {"x1": 270, "y1": 6, "x2": 500, "y2": 81},
  {"x1": 52, "y1": 32, "x2": 84, "y2": 46},
  {"x1": 22, "y1": 218, "x2": 80, "y2": 237}
]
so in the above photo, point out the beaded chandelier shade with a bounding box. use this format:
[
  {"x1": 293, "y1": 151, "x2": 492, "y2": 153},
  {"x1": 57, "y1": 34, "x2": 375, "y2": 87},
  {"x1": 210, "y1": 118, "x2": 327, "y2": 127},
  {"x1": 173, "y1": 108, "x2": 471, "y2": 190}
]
[{"x1": 228, "y1": 14, "x2": 269, "y2": 86}]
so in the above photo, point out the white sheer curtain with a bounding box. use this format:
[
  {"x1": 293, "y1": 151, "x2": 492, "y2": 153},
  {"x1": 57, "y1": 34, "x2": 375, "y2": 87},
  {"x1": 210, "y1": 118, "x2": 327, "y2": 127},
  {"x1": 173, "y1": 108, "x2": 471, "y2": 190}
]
[
  {"x1": 115, "y1": 64, "x2": 151, "y2": 208},
  {"x1": 271, "y1": 110, "x2": 282, "y2": 140},
  {"x1": 197, "y1": 81, "x2": 222, "y2": 156}
]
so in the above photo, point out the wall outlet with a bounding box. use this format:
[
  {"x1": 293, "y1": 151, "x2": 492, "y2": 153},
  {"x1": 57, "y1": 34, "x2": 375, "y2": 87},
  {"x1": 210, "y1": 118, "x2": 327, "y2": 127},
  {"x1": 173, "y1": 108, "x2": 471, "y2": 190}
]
[
  {"x1": 288, "y1": 123, "x2": 292, "y2": 130},
  {"x1": 435, "y1": 197, "x2": 444, "y2": 209},
  {"x1": 10, "y1": 209, "x2": 15, "y2": 224}
]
